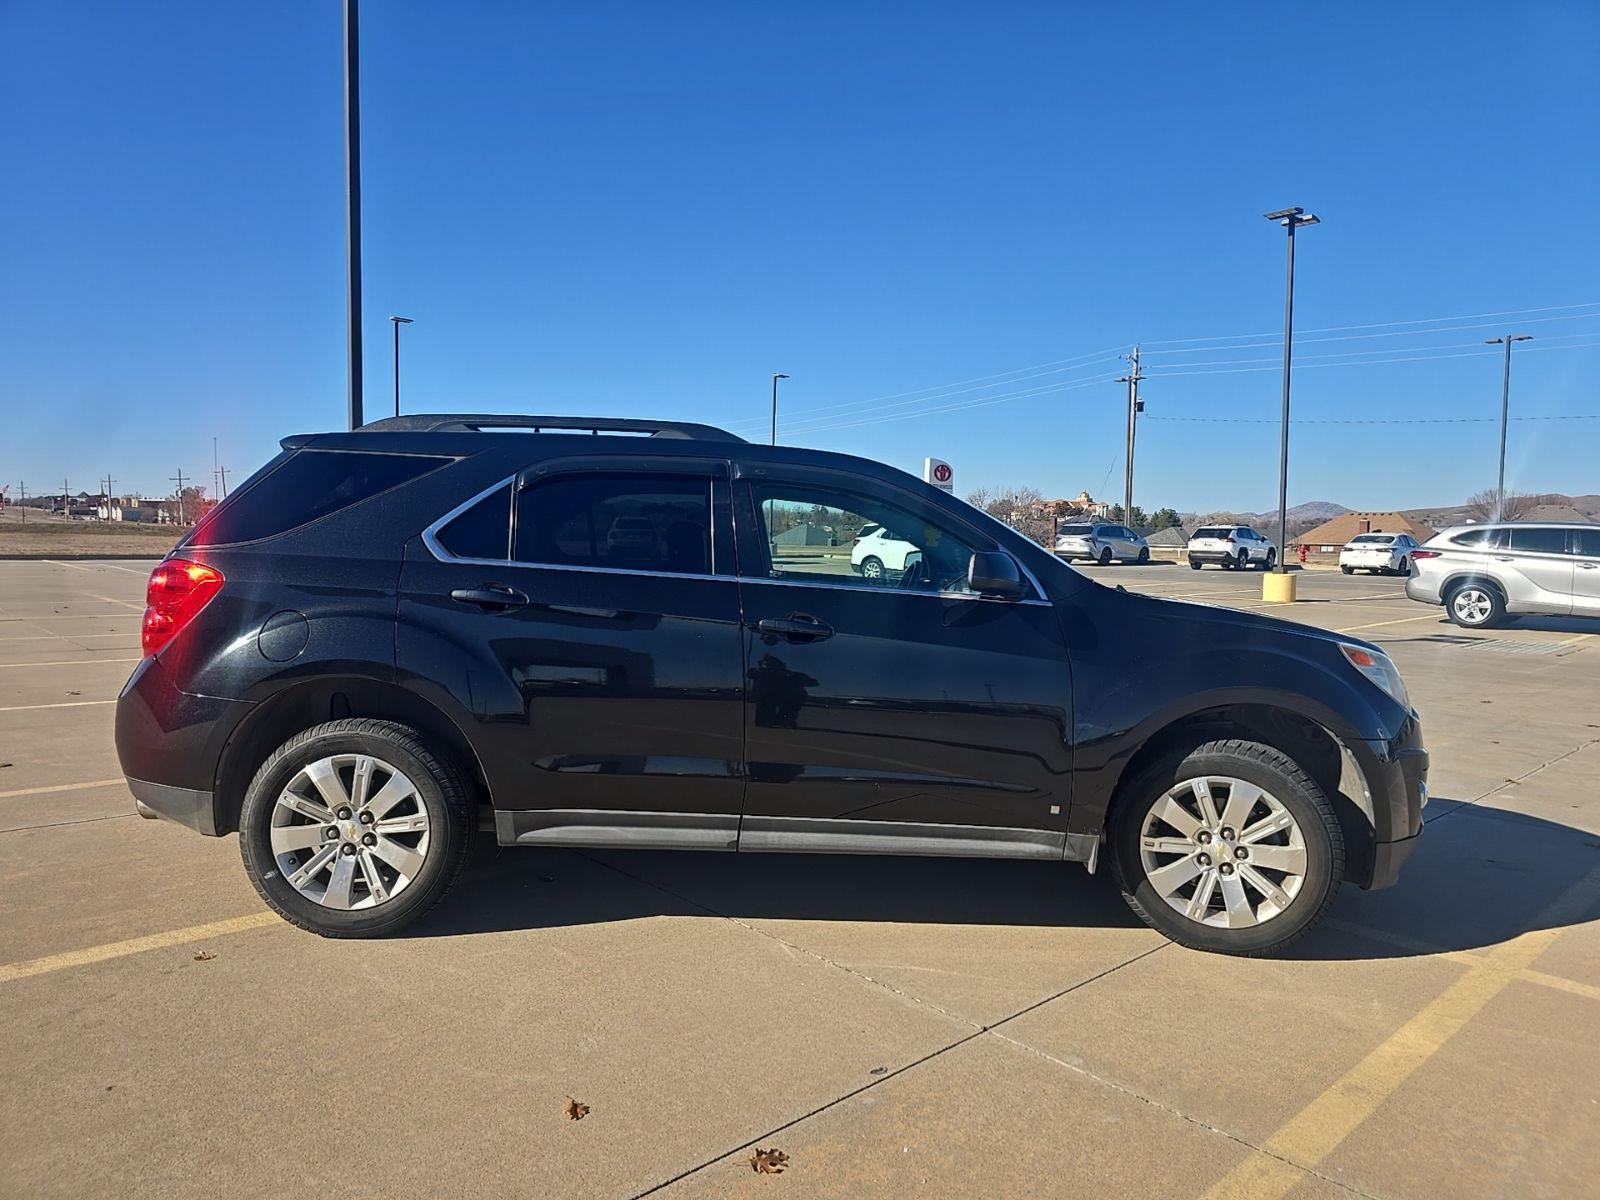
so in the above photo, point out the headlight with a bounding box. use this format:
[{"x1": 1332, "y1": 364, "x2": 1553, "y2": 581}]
[{"x1": 1340, "y1": 643, "x2": 1411, "y2": 711}]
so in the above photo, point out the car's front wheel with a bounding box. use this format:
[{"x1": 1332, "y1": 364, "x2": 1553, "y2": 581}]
[
  {"x1": 1110, "y1": 739, "x2": 1343, "y2": 955},
  {"x1": 1138, "y1": 546, "x2": 1150, "y2": 564},
  {"x1": 1341, "y1": 564, "x2": 1354, "y2": 575},
  {"x1": 239, "y1": 719, "x2": 471, "y2": 937},
  {"x1": 1189, "y1": 558, "x2": 1202, "y2": 570}
]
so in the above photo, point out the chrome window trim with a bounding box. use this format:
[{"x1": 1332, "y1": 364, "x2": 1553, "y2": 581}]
[{"x1": 424, "y1": 473, "x2": 1051, "y2": 604}]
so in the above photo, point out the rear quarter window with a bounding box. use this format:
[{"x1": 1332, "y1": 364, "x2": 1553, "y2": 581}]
[
  {"x1": 188, "y1": 450, "x2": 452, "y2": 546},
  {"x1": 1449, "y1": 528, "x2": 1509, "y2": 549}
]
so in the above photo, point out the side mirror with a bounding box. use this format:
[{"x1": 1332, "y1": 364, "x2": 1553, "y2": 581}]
[{"x1": 968, "y1": 550, "x2": 1025, "y2": 600}]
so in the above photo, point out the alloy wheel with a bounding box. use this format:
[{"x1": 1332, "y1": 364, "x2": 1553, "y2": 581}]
[
  {"x1": 1138, "y1": 775, "x2": 1307, "y2": 928},
  {"x1": 270, "y1": 754, "x2": 430, "y2": 910},
  {"x1": 1451, "y1": 587, "x2": 1493, "y2": 626}
]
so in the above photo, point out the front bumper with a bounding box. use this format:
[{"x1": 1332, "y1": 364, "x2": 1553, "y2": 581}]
[{"x1": 1354, "y1": 716, "x2": 1429, "y2": 889}]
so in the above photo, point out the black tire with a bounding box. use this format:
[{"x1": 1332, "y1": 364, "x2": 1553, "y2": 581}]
[
  {"x1": 239, "y1": 719, "x2": 472, "y2": 938},
  {"x1": 1396, "y1": 557, "x2": 1411, "y2": 577},
  {"x1": 1098, "y1": 546, "x2": 1113, "y2": 567},
  {"x1": 1138, "y1": 546, "x2": 1150, "y2": 564},
  {"x1": 860, "y1": 555, "x2": 885, "y2": 580},
  {"x1": 1189, "y1": 559, "x2": 1202, "y2": 571},
  {"x1": 1340, "y1": 565, "x2": 1353, "y2": 575},
  {"x1": 1236, "y1": 549, "x2": 1250, "y2": 571},
  {"x1": 1109, "y1": 738, "x2": 1343, "y2": 956},
  {"x1": 1445, "y1": 580, "x2": 1505, "y2": 629},
  {"x1": 1262, "y1": 549, "x2": 1276, "y2": 571}
]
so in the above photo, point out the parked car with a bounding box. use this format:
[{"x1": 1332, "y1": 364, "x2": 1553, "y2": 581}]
[
  {"x1": 117, "y1": 413, "x2": 1426, "y2": 956},
  {"x1": 1187, "y1": 525, "x2": 1278, "y2": 571},
  {"x1": 1339, "y1": 533, "x2": 1420, "y2": 576},
  {"x1": 1406, "y1": 523, "x2": 1600, "y2": 628},
  {"x1": 605, "y1": 515, "x2": 658, "y2": 557},
  {"x1": 1055, "y1": 522, "x2": 1149, "y2": 566},
  {"x1": 851, "y1": 523, "x2": 920, "y2": 579}
]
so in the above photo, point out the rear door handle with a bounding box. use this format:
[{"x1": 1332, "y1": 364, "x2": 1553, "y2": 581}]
[
  {"x1": 450, "y1": 585, "x2": 529, "y2": 612},
  {"x1": 755, "y1": 614, "x2": 834, "y2": 643},
  {"x1": 1579, "y1": 563, "x2": 1598, "y2": 570},
  {"x1": 1493, "y1": 556, "x2": 1515, "y2": 562}
]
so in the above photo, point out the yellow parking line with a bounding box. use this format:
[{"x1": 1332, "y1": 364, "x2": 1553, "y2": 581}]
[
  {"x1": 0, "y1": 778, "x2": 125, "y2": 801},
  {"x1": 0, "y1": 912, "x2": 280, "y2": 985},
  {"x1": 0, "y1": 699, "x2": 117, "y2": 712},
  {"x1": 1519, "y1": 968, "x2": 1600, "y2": 1003},
  {"x1": 1203, "y1": 863, "x2": 1600, "y2": 1199}
]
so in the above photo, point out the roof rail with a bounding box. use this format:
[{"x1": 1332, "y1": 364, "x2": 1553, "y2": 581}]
[{"x1": 357, "y1": 414, "x2": 745, "y2": 442}]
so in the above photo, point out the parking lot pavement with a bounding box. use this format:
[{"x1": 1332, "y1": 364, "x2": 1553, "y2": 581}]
[{"x1": 2, "y1": 558, "x2": 1598, "y2": 1199}]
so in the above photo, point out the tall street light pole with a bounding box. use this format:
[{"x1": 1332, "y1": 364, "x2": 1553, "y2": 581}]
[
  {"x1": 1485, "y1": 334, "x2": 1532, "y2": 522},
  {"x1": 1264, "y1": 207, "x2": 1319, "y2": 591},
  {"x1": 391, "y1": 316, "x2": 414, "y2": 417},
  {"x1": 770, "y1": 373, "x2": 789, "y2": 445},
  {"x1": 344, "y1": 0, "x2": 364, "y2": 430}
]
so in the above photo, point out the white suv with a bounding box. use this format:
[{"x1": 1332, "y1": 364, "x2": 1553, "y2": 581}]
[
  {"x1": 1187, "y1": 525, "x2": 1277, "y2": 571},
  {"x1": 851, "y1": 523, "x2": 919, "y2": 580},
  {"x1": 1406, "y1": 523, "x2": 1600, "y2": 628}
]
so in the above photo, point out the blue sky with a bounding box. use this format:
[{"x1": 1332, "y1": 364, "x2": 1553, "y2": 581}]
[{"x1": 2, "y1": 1, "x2": 1596, "y2": 513}]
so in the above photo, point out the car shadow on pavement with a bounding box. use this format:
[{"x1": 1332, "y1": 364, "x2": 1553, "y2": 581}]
[{"x1": 410, "y1": 802, "x2": 1600, "y2": 962}]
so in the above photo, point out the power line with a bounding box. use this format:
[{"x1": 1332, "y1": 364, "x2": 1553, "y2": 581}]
[
  {"x1": 1138, "y1": 299, "x2": 1600, "y2": 348},
  {"x1": 1145, "y1": 412, "x2": 1600, "y2": 425},
  {"x1": 1143, "y1": 338, "x2": 1600, "y2": 379},
  {"x1": 1143, "y1": 331, "x2": 1600, "y2": 372},
  {"x1": 1141, "y1": 311, "x2": 1600, "y2": 357}
]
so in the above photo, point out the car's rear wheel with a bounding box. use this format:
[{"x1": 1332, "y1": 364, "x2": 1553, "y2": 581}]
[
  {"x1": 1098, "y1": 547, "x2": 1113, "y2": 566},
  {"x1": 1110, "y1": 739, "x2": 1343, "y2": 955},
  {"x1": 1396, "y1": 557, "x2": 1411, "y2": 576},
  {"x1": 1446, "y1": 581, "x2": 1504, "y2": 629},
  {"x1": 1341, "y1": 564, "x2": 1354, "y2": 575},
  {"x1": 1236, "y1": 549, "x2": 1250, "y2": 571},
  {"x1": 239, "y1": 719, "x2": 471, "y2": 937},
  {"x1": 860, "y1": 555, "x2": 884, "y2": 580},
  {"x1": 1189, "y1": 558, "x2": 1202, "y2": 570}
]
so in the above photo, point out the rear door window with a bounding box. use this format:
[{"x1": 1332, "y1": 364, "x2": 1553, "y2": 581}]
[
  {"x1": 513, "y1": 473, "x2": 715, "y2": 575},
  {"x1": 1451, "y1": 528, "x2": 1509, "y2": 548},
  {"x1": 1509, "y1": 527, "x2": 1571, "y2": 555},
  {"x1": 190, "y1": 450, "x2": 452, "y2": 546}
]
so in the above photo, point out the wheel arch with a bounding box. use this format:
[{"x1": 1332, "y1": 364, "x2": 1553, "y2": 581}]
[
  {"x1": 1102, "y1": 703, "x2": 1378, "y2": 886},
  {"x1": 213, "y1": 676, "x2": 490, "y2": 836}
]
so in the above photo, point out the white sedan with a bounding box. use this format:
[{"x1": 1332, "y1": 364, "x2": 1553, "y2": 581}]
[{"x1": 1339, "y1": 533, "x2": 1420, "y2": 576}]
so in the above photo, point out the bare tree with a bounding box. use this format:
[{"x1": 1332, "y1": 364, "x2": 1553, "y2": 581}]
[
  {"x1": 968, "y1": 485, "x2": 1055, "y2": 545},
  {"x1": 1464, "y1": 488, "x2": 1536, "y2": 522}
]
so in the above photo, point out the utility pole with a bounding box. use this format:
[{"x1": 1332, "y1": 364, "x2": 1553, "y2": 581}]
[
  {"x1": 1116, "y1": 345, "x2": 1143, "y2": 525},
  {"x1": 770, "y1": 373, "x2": 789, "y2": 445},
  {"x1": 213, "y1": 437, "x2": 220, "y2": 500},
  {"x1": 1485, "y1": 334, "x2": 1532, "y2": 522},
  {"x1": 171, "y1": 469, "x2": 188, "y2": 526},
  {"x1": 218, "y1": 465, "x2": 230, "y2": 498},
  {"x1": 103, "y1": 474, "x2": 116, "y2": 520},
  {"x1": 62, "y1": 477, "x2": 70, "y2": 520},
  {"x1": 18, "y1": 481, "x2": 25, "y2": 523},
  {"x1": 344, "y1": 0, "x2": 365, "y2": 430}
]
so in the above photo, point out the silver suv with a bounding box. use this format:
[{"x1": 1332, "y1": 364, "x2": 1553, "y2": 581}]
[
  {"x1": 1406, "y1": 523, "x2": 1600, "y2": 628},
  {"x1": 1055, "y1": 522, "x2": 1149, "y2": 565}
]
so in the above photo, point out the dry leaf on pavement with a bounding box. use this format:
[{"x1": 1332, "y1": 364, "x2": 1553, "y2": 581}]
[
  {"x1": 564, "y1": 1096, "x2": 590, "y2": 1121},
  {"x1": 192, "y1": 950, "x2": 216, "y2": 961},
  {"x1": 750, "y1": 1148, "x2": 789, "y2": 1175}
]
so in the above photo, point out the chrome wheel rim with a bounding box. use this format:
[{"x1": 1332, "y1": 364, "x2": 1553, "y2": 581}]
[
  {"x1": 862, "y1": 558, "x2": 883, "y2": 579},
  {"x1": 271, "y1": 754, "x2": 430, "y2": 910},
  {"x1": 1139, "y1": 776, "x2": 1307, "y2": 928},
  {"x1": 1452, "y1": 588, "x2": 1492, "y2": 625}
]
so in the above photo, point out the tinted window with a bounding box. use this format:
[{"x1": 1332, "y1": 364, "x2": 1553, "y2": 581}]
[
  {"x1": 1509, "y1": 527, "x2": 1570, "y2": 555},
  {"x1": 1574, "y1": 528, "x2": 1600, "y2": 556},
  {"x1": 1058, "y1": 524, "x2": 1093, "y2": 535},
  {"x1": 751, "y1": 483, "x2": 981, "y2": 594},
  {"x1": 1450, "y1": 528, "x2": 1509, "y2": 548},
  {"x1": 1350, "y1": 534, "x2": 1394, "y2": 544},
  {"x1": 191, "y1": 450, "x2": 451, "y2": 546},
  {"x1": 513, "y1": 474, "x2": 712, "y2": 575},
  {"x1": 1193, "y1": 527, "x2": 1230, "y2": 539},
  {"x1": 436, "y1": 484, "x2": 512, "y2": 560}
]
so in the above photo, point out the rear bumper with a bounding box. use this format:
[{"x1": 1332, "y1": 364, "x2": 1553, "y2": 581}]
[
  {"x1": 1188, "y1": 550, "x2": 1239, "y2": 564},
  {"x1": 1405, "y1": 574, "x2": 1443, "y2": 604},
  {"x1": 115, "y1": 655, "x2": 254, "y2": 838},
  {"x1": 127, "y1": 777, "x2": 218, "y2": 835}
]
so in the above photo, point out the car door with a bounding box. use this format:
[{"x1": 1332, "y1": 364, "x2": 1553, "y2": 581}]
[
  {"x1": 732, "y1": 465, "x2": 1074, "y2": 858},
  {"x1": 397, "y1": 456, "x2": 747, "y2": 849},
  {"x1": 1504, "y1": 527, "x2": 1575, "y2": 614},
  {"x1": 1572, "y1": 527, "x2": 1600, "y2": 614}
]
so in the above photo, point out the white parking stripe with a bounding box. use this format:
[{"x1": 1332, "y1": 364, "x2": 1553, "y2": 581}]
[
  {"x1": 0, "y1": 699, "x2": 117, "y2": 712},
  {"x1": 0, "y1": 778, "x2": 125, "y2": 801},
  {"x1": 42, "y1": 559, "x2": 151, "y2": 575},
  {"x1": 0, "y1": 658, "x2": 141, "y2": 668}
]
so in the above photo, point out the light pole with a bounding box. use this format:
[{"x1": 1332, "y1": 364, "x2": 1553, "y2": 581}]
[
  {"x1": 1485, "y1": 334, "x2": 1531, "y2": 522},
  {"x1": 344, "y1": 0, "x2": 364, "y2": 430},
  {"x1": 1264, "y1": 206, "x2": 1319, "y2": 595},
  {"x1": 391, "y1": 316, "x2": 414, "y2": 417},
  {"x1": 770, "y1": 373, "x2": 789, "y2": 445}
]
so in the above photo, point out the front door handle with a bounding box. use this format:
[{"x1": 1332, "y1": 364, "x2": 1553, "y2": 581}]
[
  {"x1": 450, "y1": 585, "x2": 529, "y2": 613},
  {"x1": 755, "y1": 614, "x2": 834, "y2": 643}
]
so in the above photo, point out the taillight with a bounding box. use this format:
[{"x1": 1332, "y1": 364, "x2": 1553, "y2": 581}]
[
  {"x1": 1411, "y1": 550, "x2": 1441, "y2": 560},
  {"x1": 1225, "y1": 535, "x2": 1237, "y2": 543},
  {"x1": 142, "y1": 559, "x2": 224, "y2": 657}
]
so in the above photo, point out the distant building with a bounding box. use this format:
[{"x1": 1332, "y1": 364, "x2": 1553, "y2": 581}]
[
  {"x1": 1294, "y1": 511, "x2": 1434, "y2": 555},
  {"x1": 772, "y1": 522, "x2": 834, "y2": 546},
  {"x1": 1142, "y1": 526, "x2": 1190, "y2": 549}
]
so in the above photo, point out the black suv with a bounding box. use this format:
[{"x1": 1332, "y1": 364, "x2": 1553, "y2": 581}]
[{"x1": 116, "y1": 414, "x2": 1426, "y2": 955}]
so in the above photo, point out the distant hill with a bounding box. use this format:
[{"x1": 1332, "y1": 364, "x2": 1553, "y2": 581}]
[
  {"x1": 1403, "y1": 493, "x2": 1600, "y2": 527},
  {"x1": 1180, "y1": 500, "x2": 1349, "y2": 526}
]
